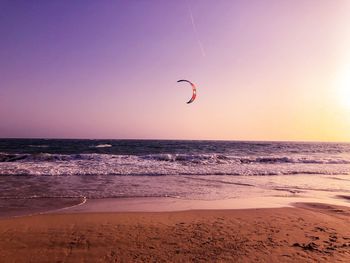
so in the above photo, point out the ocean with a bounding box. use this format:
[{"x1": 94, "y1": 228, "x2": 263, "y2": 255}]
[{"x1": 1, "y1": 139, "x2": 350, "y2": 216}]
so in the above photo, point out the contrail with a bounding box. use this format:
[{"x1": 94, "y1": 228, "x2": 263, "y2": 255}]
[{"x1": 187, "y1": 1, "x2": 206, "y2": 57}]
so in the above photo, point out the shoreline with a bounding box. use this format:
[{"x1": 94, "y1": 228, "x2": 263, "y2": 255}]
[
  {"x1": 1, "y1": 203, "x2": 350, "y2": 262},
  {"x1": 2, "y1": 194, "x2": 350, "y2": 219},
  {"x1": 2, "y1": 194, "x2": 350, "y2": 220}
]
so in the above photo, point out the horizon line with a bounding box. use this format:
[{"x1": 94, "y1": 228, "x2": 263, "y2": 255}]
[{"x1": 0, "y1": 137, "x2": 349, "y2": 144}]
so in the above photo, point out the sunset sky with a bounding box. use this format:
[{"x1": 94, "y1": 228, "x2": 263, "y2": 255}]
[{"x1": 1, "y1": 0, "x2": 350, "y2": 141}]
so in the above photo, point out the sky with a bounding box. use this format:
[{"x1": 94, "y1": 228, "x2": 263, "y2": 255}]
[{"x1": 1, "y1": 0, "x2": 350, "y2": 142}]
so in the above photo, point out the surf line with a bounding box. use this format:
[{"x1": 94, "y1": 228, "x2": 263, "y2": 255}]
[{"x1": 4, "y1": 196, "x2": 88, "y2": 219}]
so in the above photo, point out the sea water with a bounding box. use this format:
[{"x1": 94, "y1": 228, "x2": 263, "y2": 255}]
[{"x1": 1, "y1": 139, "x2": 350, "y2": 216}]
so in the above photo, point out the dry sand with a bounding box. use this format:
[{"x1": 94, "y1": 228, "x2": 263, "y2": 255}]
[{"x1": 1, "y1": 203, "x2": 350, "y2": 262}]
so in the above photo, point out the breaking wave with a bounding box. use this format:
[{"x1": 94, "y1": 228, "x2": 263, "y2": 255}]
[
  {"x1": 1, "y1": 152, "x2": 350, "y2": 164},
  {"x1": 92, "y1": 144, "x2": 112, "y2": 148},
  {"x1": 0, "y1": 153, "x2": 349, "y2": 176},
  {"x1": 140, "y1": 153, "x2": 350, "y2": 165}
]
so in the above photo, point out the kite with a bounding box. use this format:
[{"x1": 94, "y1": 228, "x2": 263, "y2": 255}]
[{"x1": 177, "y1": 79, "x2": 197, "y2": 104}]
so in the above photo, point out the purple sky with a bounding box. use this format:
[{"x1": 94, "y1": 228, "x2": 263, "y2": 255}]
[{"x1": 1, "y1": 1, "x2": 350, "y2": 141}]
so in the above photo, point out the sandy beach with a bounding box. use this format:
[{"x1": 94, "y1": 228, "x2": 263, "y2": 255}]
[{"x1": 1, "y1": 203, "x2": 350, "y2": 262}]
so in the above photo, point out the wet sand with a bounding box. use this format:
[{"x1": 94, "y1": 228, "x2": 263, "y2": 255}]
[
  {"x1": 0, "y1": 197, "x2": 86, "y2": 218},
  {"x1": 1, "y1": 203, "x2": 350, "y2": 262}
]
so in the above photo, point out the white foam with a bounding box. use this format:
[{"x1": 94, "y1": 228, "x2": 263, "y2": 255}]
[
  {"x1": 94, "y1": 144, "x2": 112, "y2": 148},
  {"x1": 0, "y1": 152, "x2": 350, "y2": 176}
]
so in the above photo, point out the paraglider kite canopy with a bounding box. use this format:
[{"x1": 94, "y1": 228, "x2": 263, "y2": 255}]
[{"x1": 177, "y1": 79, "x2": 197, "y2": 104}]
